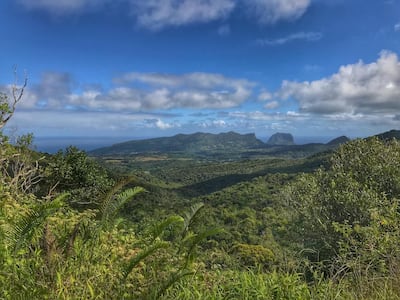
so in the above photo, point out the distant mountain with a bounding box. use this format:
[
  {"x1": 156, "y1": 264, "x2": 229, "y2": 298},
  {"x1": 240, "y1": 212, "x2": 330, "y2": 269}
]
[
  {"x1": 267, "y1": 133, "x2": 295, "y2": 146},
  {"x1": 375, "y1": 129, "x2": 400, "y2": 141},
  {"x1": 90, "y1": 130, "x2": 397, "y2": 160},
  {"x1": 90, "y1": 131, "x2": 265, "y2": 156},
  {"x1": 326, "y1": 136, "x2": 350, "y2": 146}
]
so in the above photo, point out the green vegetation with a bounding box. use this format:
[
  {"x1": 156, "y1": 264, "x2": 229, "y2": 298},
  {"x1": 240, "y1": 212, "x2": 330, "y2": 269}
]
[
  {"x1": 90, "y1": 131, "x2": 264, "y2": 157},
  {"x1": 89, "y1": 131, "x2": 348, "y2": 160},
  {"x1": 2, "y1": 88, "x2": 400, "y2": 298}
]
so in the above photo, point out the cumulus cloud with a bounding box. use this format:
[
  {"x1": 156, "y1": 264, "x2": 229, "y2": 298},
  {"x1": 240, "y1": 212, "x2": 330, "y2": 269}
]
[
  {"x1": 0, "y1": 83, "x2": 38, "y2": 110},
  {"x1": 130, "y1": 0, "x2": 235, "y2": 30},
  {"x1": 395, "y1": 23, "x2": 400, "y2": 32},
  {"x1": 144, "y1": 119, "x2": 179, "y2": 130},
  {"x1": 277, "y1": 51, "x2": 400, "y2": 115},
  {"x1": 244, "y1": 0, "x2": 311, "y2": 24},
  {"x1": 256, "y1": 31, "x2": 322, "y2": 46},
  {"x1": 20, "y1": 71, "x2": 254, "y2": 112},
  {"x1": 112, "y1": 72, "x2": 254, "y2": 109},
  {"x1": 0, "y1": 72, "x2": 75, "y2": 110},
  {"x1": 7, "y1": 110, "x2": 164, "y2": 136}
]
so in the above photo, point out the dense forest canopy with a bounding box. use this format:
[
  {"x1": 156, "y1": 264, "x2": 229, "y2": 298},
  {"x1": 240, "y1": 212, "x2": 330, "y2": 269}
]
[{"x1": 1, "y1": 85, "x2": 400, "y2": 299}]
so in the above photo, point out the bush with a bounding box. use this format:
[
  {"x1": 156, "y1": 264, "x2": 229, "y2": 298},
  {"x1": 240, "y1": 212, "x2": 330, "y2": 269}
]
[{"x1": 285, "y1": 138, "x2": 400, "y2": 276}]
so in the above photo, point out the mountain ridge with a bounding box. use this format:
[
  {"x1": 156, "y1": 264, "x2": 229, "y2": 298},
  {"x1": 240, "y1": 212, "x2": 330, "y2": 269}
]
[
  {"x1": 375, "y1": 129, "x2": 400, "y2": 141},
  {"x1": 89, "y1": 130, "x2": 359, "y2": 158},
  {"x1": 90, "y1": 131, "x2": 265, "y2": 156},
  {"x1": 89, "y1": 129, "x2": 400, "y2": 158}
]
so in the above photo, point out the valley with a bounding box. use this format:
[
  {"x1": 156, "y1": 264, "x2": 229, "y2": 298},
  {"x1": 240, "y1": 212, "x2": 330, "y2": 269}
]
[{"x1": 2, "y1": 128, "x2": 400, "y2": 299}]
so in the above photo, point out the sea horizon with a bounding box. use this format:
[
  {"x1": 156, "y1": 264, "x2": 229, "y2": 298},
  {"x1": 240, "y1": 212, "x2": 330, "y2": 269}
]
[{"x1": 32, "y1": 134, "x2": 342, "y2": 154}]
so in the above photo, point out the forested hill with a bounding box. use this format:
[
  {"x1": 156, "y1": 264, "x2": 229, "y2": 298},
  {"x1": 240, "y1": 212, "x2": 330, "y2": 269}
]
[
  {"x1": 89, "y1": 130, "x2": 355, "y2": 158},
  {"x1": 89, "y1": 129, "x2": 400, "y2": 158},
  {"x1": 375, "y1": 129, "x2": 400, "y2": 141},
  {"x1": 90, "y1": 131, "x2": 265, "y2": 156}
]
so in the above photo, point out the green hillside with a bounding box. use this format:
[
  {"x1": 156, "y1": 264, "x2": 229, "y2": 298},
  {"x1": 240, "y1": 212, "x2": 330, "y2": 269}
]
[
  {"x1": 90, "y1": 131, "x2": 352, "y2": 160},
  {"x1": 90, "y1": 131, "x2": 265, "y2": 156},
  {"x1": 375, "y1": 129, "x2": 400, "y2": 140},
  {"x1": 2, "y1": 114, "x2": 400, "y2": 299}
]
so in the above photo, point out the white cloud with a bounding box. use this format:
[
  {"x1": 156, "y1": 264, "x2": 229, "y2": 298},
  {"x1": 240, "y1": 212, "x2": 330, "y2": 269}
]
[
  {"x1": 7, "y1": 110, "x2": 162, "y2": 136},
  {"x1": 258, "y1": 90, "x2": 272, "y2": 101},
  {"x1": 264, "y1": 101, "x2": 279, "y2": 109},
  {"x1": 1, "y1": 72, "x2": 75, "y2": 110},
  {"x1": 17, "y1": 0, "x2": 110, "y2": 15},
  {"x1": 20, "y1": 71, "x2": 254, "y2": 112},
  {"x1": 155, "y1": 119, "x2": 176, "y2": 130},
  {"x1": 116, "y1": 72, "x2": 252, "y2": 90},
  {"x1": 130, "y1": 0, "x2": 235, "y2": 31},
  {"x1": 225, "y1": 109, "x2": 399, "y2": 138},
  {"x1": 213, "y1": 119, "x2": 227, "y2": 126},
  {"x1": 256, "y1": 31, "x2": 322, "y2": 46},
  {"x1": 395, "y1": 23, "x2": 400, "y2": 32},
  {"x1": 17, "y1": 0, "x2": 311, "y2": 29},
  {"x1": 229, "y1": 110, "x2": 308, "y2": 121},
  {"x1": 244, "y1": 0, "x2": 311, "y2": 25},
  {"x1": 277, "y1": 51, "x2": 400, "y2": 115},
  {"x1": 112, "y1": 72, "x2": 254, "y2": 109},
  {"x1": 115, "y1": 73, "x2": 181, "y2": 87},
  {"x1": 0, "y1": 84, "x2": 38, "y2": 110}
]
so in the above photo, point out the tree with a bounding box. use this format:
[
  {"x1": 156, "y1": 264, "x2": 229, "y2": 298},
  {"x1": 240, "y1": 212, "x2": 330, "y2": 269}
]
[
  {"x1": 42, "y1": 146, "x2": 115, "y2": 208},
  {"x1": 0, "y1": 68, "x2": 27, "y2": 131},
  {"x1": 285, "y1": 138, "x2": 400, "y2": 277}
]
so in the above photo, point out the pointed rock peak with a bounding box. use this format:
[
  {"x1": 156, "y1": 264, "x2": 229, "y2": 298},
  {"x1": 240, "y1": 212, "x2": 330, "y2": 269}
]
[{"x1": 267, "y1": 133, "x2": 295, "y2": 145}]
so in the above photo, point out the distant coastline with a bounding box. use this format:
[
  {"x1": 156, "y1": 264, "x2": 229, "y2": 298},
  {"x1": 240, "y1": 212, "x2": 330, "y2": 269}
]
[
  {"x1": 33, "y1": 134, "x2": 337, "y2": 153},
  {"x1": 33, "y1": 136, "x2": 138, "y2": 153}
]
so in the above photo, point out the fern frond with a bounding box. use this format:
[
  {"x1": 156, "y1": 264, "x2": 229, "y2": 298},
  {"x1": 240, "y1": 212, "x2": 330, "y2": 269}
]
[
  {"x1": 180, "y1": 227, "x2": 222, "y2": 266},
  {"x1": 100, "y1": 186, "x2": 145, "y2": 228},
  {"x1": 99, "y1": 177, "x2": 133, "y2": 217},
  {"x1": 5, "y1": 193, "x2": 67, "y2": 252},
  {"x1": 181, "y1": 202, "x2": 204, "y2": 238}
]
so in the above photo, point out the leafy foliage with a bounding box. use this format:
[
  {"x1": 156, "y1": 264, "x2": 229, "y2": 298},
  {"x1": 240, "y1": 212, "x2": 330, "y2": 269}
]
[
  {"x1": 3, "y1": 86, "x2": 400, "y2": 298},
  {"x1": 286, "y1": 137, "x2": 400, "y2": 278},
  {"x1": 5, "y1": 193, "x2": 68, "y2": 253},
  {"x1": 42, "y1": 146, "x2": 114, "y2": 208}
]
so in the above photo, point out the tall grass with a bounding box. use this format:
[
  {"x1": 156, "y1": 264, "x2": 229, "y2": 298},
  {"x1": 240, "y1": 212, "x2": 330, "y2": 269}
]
[{"x1": 165, "y1": 269, "x2": 400, "y2": 300}]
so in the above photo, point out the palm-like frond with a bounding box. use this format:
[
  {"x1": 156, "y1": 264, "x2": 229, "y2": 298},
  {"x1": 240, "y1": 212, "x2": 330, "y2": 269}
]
[
  {"x1": 180, "y1": 227, "x2": 222, "y2": 266},
  {"x1": 5, "y1": 193, "x2": 68, "y2": 252},
  {"x1": 100, "y1": 186, "x2": 145, "y2": 229},
  {"x1": 181, "y1": 202, "x2": 204, "y2": 238},
  {"x1": 99, "y1": 177, "x2": 132, "y2": 218}
]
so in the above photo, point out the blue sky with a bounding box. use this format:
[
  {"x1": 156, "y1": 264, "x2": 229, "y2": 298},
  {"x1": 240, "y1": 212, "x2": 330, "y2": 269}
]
[{"x1": 1, "y1": 0, "x2": 400, "y2": 140}]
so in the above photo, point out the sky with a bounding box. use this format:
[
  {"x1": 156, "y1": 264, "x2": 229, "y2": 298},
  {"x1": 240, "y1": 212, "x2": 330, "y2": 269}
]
[{"x1": 1, "y1": 0, "x2": 400, "y2": 141}]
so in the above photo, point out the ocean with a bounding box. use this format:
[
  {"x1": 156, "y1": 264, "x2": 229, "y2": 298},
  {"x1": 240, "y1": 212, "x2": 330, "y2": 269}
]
[{"x1": 33, "y1": 136, "x2": 137, "y2": 153}]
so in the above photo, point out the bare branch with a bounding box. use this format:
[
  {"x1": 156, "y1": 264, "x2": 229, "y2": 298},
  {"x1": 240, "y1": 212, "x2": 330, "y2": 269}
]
[{"x1": 0, "y1": 67, "x2": 28, "y2": 130}]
